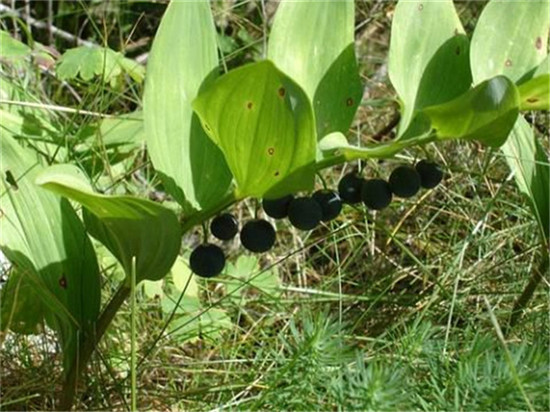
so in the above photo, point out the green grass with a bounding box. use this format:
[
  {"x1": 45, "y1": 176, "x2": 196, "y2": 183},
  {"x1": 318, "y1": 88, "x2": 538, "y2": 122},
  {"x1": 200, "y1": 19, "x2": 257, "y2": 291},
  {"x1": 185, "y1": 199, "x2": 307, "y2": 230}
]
[{"x1": 1, "y1": 1, "x2": 548, "y2": 411}]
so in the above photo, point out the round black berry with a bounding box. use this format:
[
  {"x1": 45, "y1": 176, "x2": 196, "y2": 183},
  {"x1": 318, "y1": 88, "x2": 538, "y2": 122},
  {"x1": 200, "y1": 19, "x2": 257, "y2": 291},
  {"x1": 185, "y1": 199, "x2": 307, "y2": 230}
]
[
  {"x1": 312, "y1": 190, "x2": 342, "y2": 221},
  {"x1": 288, "y1": 197, "x2": 322, "y2": 230},
  {"x1": 190, "y1": 244, "x2": 225, "y2": 278},
  {"x1": 262, "y1": 194, "x2": 294, "y2": 219},
  {"x1": 361, "y1": 179, "x2": 392, "y2": 210},
  {"x1": 388, "y1": 166, "x2": 421, "y2": 198},
  {"x1": 338, "y1": 172, "x2": 364, "y2": 204},
  {"x1": 415, "y1": 160, "x2": 443, "y2": 189},
  {"x1": 240, "y1": 219, "x2": 276, "y2": 253},
  {"x1": 210, "y1": 213, "x2": 238, "y2": 240}
]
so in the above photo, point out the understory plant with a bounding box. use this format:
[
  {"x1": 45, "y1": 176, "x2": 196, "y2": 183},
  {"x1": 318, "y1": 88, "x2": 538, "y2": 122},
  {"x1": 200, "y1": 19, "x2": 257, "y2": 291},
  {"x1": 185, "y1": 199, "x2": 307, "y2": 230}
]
[{"x1": 1, "y1": 0, "x2": 548, "y2": 409}]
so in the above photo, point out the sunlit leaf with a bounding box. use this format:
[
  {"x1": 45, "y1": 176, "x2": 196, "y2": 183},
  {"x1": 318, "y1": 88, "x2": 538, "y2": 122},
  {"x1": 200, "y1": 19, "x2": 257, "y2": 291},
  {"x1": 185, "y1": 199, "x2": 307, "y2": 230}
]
[
  {"x1": 470, "y1": 0, "x2": 549, "y2": 84},
  {"x1": 388, "y1": 0, "x2": 466, "y2": 135},
  {"x1": 193, "y1": 60, "x2": 317, "y2": 199},
  {"x1": 268, "y1": 0, "x2": 362, "y2": 139},
  {"x1": 143, "y1": 0, "x2": 232, "y2": 212},
  {"x1": 518, "y1": 75, "x2": 549, "y2": 111},
  {"x1": 36, "y1": 164, "x2": 181, "y2": 283}
]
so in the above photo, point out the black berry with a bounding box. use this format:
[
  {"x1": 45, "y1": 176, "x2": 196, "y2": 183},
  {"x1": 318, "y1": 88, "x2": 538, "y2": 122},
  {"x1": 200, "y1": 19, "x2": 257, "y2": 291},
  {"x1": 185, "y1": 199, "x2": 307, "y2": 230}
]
[
  {"x1": 288, "y1": 197, "x2": 322, "y2": 230},
  {"x1": 338, "y1": 172, "x2": 364, "y2": 204},
  {"x1": 388, "y1": 166, "x2": 421, "y2": 198},
  {"x1": 240, "y1": 219, "x2": 276, "y2": 253},
  {"x1": 262, "y1": 194, "x2": 294, "y2": 219},
  {"x1": 312, "y1": 190, "x2": 342, "y2": 221},
  {"x1": 361, "y1": 179, "x2": 392, "y2": 210},
  {"x1": 210, "y1": 213, "x2": 238, "y2": 240},
  {"x1": 190, "y1": 244, "x2": 225, "y2": 278},
  {"x1": 415, "y1": 160, "x2": 443, "y2": 189}
]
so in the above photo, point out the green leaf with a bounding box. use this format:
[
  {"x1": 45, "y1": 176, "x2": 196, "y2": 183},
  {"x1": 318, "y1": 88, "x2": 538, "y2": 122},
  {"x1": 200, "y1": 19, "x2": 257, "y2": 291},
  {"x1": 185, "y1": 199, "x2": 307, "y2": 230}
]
[
  {"x1": 0, "y1": 134, "x2": 101, "y2": 372},
  {"x1": 518, "y1": 75, "x2": 549, "y2": 111},
  {"x1": 193, "y1": 60, "x2": 317, "y2": 199},
  {"x1": 35, "y1": 164, "x2": 181, "y2": 283},
  {"x1": 143, "y1": 0, "x2": 232, "y2": 212},
  {"x1": 0, "y1": 30, "x2": 31, "y2": 62},
  {"x1": 388, "y1": 0, "x2": 467, "y2": 135},
  {"x1": 501, "y1": 118, "x2": 549, "y2": 244},
  {"x1": 470, "y1": 0, "x2": 549, "y2": 84},
  {"x1": 56, "y1": 46, "x2": 144, "y2": 85},
  {"x1": 268, "y1": 0, "x2": 362, "y2": 139},
  {"x1": 168, "y1": 308, "x2": 233, "y2": 344},
  {"x1": 423, "y1": 76, "x2": 520, "y2": 147}
]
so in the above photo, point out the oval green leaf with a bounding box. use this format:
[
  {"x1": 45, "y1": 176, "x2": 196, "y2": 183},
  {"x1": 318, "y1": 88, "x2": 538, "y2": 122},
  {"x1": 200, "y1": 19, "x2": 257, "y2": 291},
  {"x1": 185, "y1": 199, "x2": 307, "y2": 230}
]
[
  {"x1": 192, "y1": 60, "x2": 316, "y2": 199},
  {"x1": 36, "y1": 164, "x2": 182, "y2": 283},
  {"x1": 143, "y1": 0, "x2": 232, "y2": 212},
  {"x1": 268, "y1": 0, "x2": 362, "y2": 139}
]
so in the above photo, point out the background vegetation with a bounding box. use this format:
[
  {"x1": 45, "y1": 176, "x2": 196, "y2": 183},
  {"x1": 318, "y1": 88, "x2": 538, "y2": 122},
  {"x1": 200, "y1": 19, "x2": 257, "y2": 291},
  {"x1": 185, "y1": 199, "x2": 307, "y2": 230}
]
[{"x1": 1, "y1": 0, "x2": 548, "y2": 410}]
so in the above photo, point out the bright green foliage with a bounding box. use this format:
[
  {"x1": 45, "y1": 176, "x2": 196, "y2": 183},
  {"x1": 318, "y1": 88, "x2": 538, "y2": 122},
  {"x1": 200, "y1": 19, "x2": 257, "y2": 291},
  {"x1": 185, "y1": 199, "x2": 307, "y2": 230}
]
[
  {"x1": 0, "y1": 135, "x2": 101, "y2": 372},
  {"x1": 0, "y1": 30, "x2": 31, "y2": 61},
  {"x1": 423, "y1": 76, "x2": 520, "y2": 147},
  {"x1": 56, "y1": 46, "x2": 145, "y2": 85},
  {"x1": 501, "y1": 118, "x2": 549, "y2": 244},
  {"x1": 36, "y1": 164, "x2": 181, "y2": 282},
  {"x1": 193, "y1": 61, "x2": 317, "y2": 199},
  {"x1": 225, "y1": 255, "x2": 281, "y2": 304},
  {"x1": 143, "y1": 0, "x2": 232, "y2": 212},
  {"x1": 470, "y1": 0, "x2": 549, "y2": 85},
  {"x1": 388, "y1": 0, "x2": 466, "y2": 135},
  {"x1": 470, "y1": 0, "x2": 550, "y2": 245},
  {"x1": 268, "y1": 0, "x2": 362, "y2": 139}
]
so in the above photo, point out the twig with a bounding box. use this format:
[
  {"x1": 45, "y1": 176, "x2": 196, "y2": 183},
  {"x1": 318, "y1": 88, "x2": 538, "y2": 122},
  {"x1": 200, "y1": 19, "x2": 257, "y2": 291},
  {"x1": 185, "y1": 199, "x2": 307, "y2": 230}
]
[
  {"x1": 0, "y1": 99, "x2": 114, "y2": 118},
  {"x1": 0, "y1": 3, "x2": 95, "y2": 47}
]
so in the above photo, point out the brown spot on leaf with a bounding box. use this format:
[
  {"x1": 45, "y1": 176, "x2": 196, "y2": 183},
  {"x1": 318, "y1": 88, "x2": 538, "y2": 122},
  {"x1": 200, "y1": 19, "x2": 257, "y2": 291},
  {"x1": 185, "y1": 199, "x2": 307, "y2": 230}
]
[
  {"x1": 267, "y1": 147, "x2": 275, "y2": 156},
  {"x1": 278, "y1": 87, "x2": 286, "y2": 97},
  {"x1": 5, "y1": 170, "x2": 18, "y2": 190},
  {"x1": 346, "y1": 97, "x2": 354, "y2": 107},
  {"x1": 418, "y1": 3, "x2": 423, "y2": 11},
  {"x1": 247, "y1": 101, "x2": 253, "y2": 109},
  {"x1": 204, "y1": 123, "x2": 211, "y2": 131},
  {"x1": 527, "y1": 97, "x2": 539, "y2": 103},
  {"x1": 535, "y1": 37, "x2": 543, "y2": 50},
  {"x1": 454, "y1": 28, "x2": 459, "y2": 36},
  {"x1": 505, "y1": 59, "x2": 512, "y2": 67},
  {"x1": 274, "y1": 171, "x2": 280, "y2": 177},
  {"x1": 455, "y1": 46, "x2": 461, "y2": 55},
  {"x1": 59, "y1": 275, "x2": 67, "y2": 289}
]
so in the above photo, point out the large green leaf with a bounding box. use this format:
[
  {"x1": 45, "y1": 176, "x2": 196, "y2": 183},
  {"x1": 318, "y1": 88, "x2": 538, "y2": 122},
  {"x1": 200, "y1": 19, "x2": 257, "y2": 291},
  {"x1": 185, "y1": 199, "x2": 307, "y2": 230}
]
[
  {"x1": 501, "y1": 117, "x2": 549, "y2": 244},
  {"x1": 422, "y1": 76, "x2": 520, "y2": 147},
  {"x1": 0, "y1": 134, "x2": 100, "y2": 371},
  {"x1": 36, "y1": 164, "x2": 181, "y2": 283},
  {"x1": 267, "y1": 0, "x2": 362, "y2": 139},
  {"x1": 193, "y1": 61, "x2": 317, "y2": 199},
  {"x1": 470, "y1": 0, "x2": 549, "y2": 84},
  {"x1": 143, "y1": 0, "x2": 232, "y2": 212},
  {"x1": 388, "y1": 0, "x2": 467, "y2": 135}
]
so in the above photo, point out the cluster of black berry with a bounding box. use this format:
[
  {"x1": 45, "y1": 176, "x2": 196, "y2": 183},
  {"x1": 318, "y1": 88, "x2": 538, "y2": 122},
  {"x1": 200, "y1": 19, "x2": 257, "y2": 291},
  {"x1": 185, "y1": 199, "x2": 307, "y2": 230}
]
[
  {"x1": 338, "y1": 159, "x2": 443, "y2": 210},
  {"x1": 189, "y1": 160, "x2": 442, "y2": 278}
]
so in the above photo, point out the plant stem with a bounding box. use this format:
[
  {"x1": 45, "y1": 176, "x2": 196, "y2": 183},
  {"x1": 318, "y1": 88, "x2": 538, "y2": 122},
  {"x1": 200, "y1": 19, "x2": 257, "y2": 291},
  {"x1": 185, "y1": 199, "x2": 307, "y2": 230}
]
[
  {"x1": 130, "y1": 257, "x2": 137, "y2": 411},
  {"x1": 507, "y1": 250, "x2": 549, "y2": 332},
  {"x1": 58, "y1": 283, "x2": 130, "y2": 411}
]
